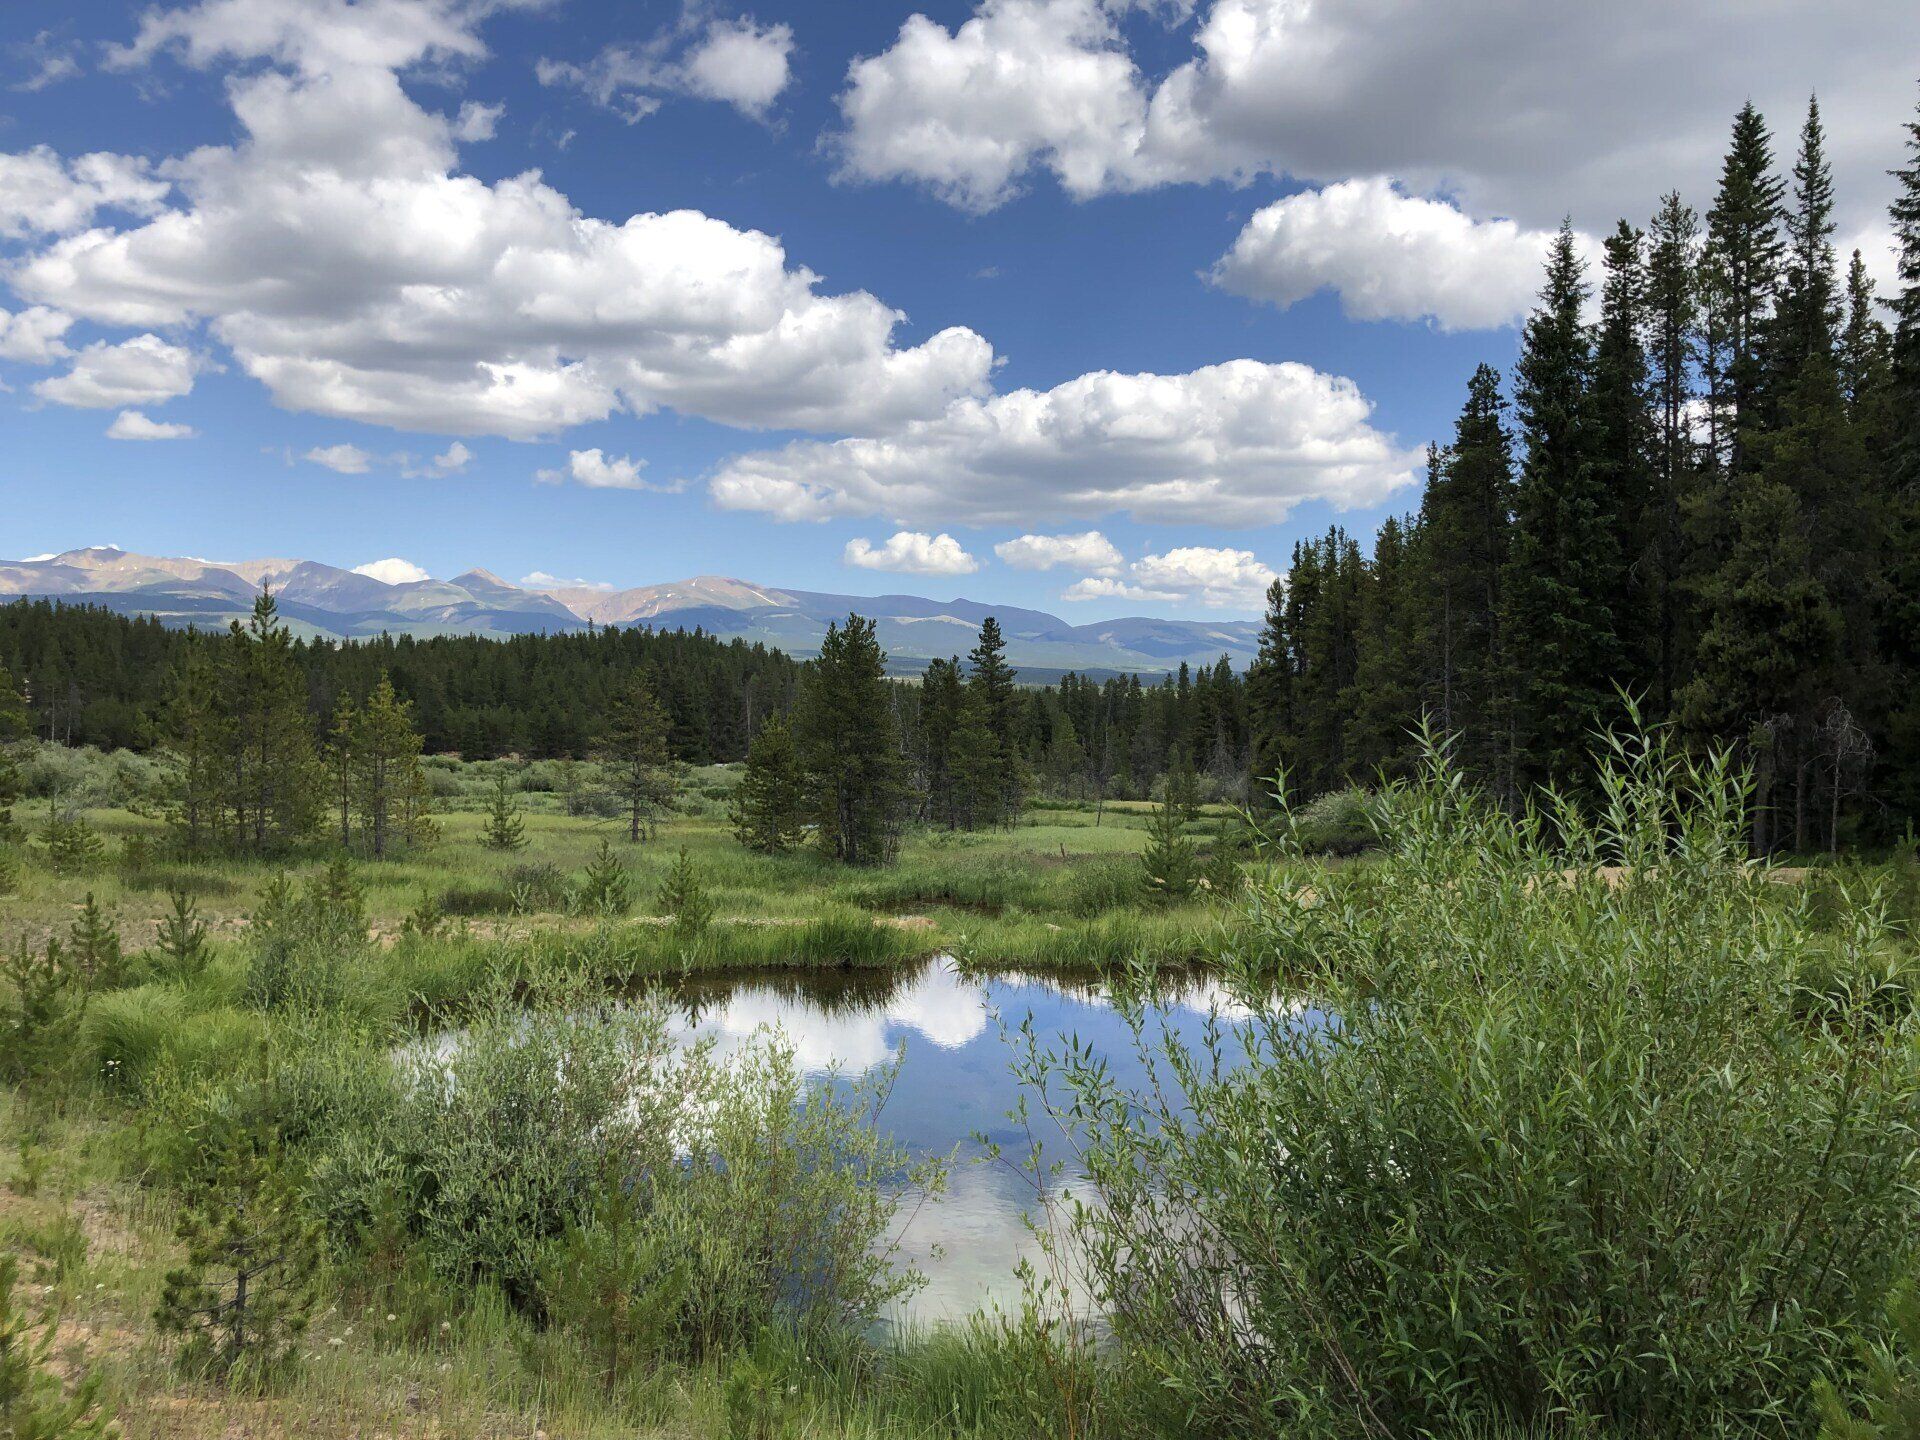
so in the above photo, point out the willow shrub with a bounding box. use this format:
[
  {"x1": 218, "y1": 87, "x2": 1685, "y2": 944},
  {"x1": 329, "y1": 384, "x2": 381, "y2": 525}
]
[
  {"x1": 1024, "y1": 728, "x2": 1920, "y2": 1438},
  {"x1": 316, "y1": 988, "x2": 941, "y2": 1359}
]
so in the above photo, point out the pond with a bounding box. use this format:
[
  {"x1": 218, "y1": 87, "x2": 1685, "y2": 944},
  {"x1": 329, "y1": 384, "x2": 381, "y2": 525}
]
[{"x1": 663, "y1": 956, "x2": 1269, "y2": 1325}]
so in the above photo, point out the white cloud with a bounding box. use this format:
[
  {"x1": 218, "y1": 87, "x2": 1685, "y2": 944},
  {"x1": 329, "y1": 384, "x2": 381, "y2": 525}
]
[
  {"x1": 521, "y1": 570, "x2": 615, "y2": 591},
  {"x1": 995, "y1": 530, "x2": 1121, "y2": 572},
  {"x1": 13, "y1": 31, "x2": 82, "y2": 93},
  {"x1": 0, "y1": 145, "x2": 170, "y2": 239},
  {"x1": 540, "y1": 14, "x2": 794, "y2": 123},
  {"x1": 680, "y1": 19, "x2": 795, "y2": 117},
  {"x1": 106, "y1": 409, "x2": 197, "y2": 440},
  {"x1": 711, "y1": 359, "x2": 1417, "y2": 528},
  {"x1": 352, "y1": 557, "x2": 432, "y2": 585},
  {"x1": 1060, "y1": 574, "x2": 1178, "y2": 603},
  {"x1": 402, "y1": 439, "x2": 473, "y2": 477},
  {"x1": 1212, "y1": 178, "x2": 1567, "y2": 331},
  {"x1": 33, "y1": 334, "x2": 199, "y2": 408},
  {"x1": 832, "y1": 0, "x2": 1920, "y2": 242},
  {"x1": 844, "y1": 531, "x2": 981, "y2": 576},
  {"x1": 452, "y1": 100, "x2": 503, "y2": 142},
  {"x1": 0, "y1": 305, "x2": 73, "y2": 364},
  {"x1": 10, "y1": 4, "x2": 991, "y2": 441},
  {"x1": 1061, "y1": 545, "x2": 1276, "y2": 609},
  {"x1": 306, "y1": 442, "x2": 373, "y2": 473},
  {"x1": 535, "y1": 447, "x2": 679, "y2": 491}
]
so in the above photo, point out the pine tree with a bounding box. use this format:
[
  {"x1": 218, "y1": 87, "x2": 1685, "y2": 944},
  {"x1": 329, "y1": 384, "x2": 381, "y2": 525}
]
[
  {"x1": 66, "y1": 893, "x2": 123, "y2": 992},
  {"x1": 1839, "y1": 251, "x2": 1894, "y2": 416},
  {"x1": 1592, "y1": 219, "x2": 1658, "y2": 700},
  {"x1": 966, "y1": 618, "x2": 1024, "y2": 824},
  {"x1": 1769, "y1": 97, "x2": 1840, "y2": 381},
  {"x1": 792, "y1": 615, "x2": 909, "y2": 865},
  {"x1": 1420, "y1": 365, "x2": 1515, "y2": 793},
  {"x1": 1505, "y1": 221, "x2": 1625, "y2": 787},
  {"x1": 1140, "y1": 791, "x2": 1198, "y2": 903},
  {"x1": 598, "y1": 673, "x2": 673, "y2": 843},
  {"x1": 1702, "y1": 102, "x2": 1786, "y2": 474},
  {"x1": 1245, "y1": 574, "x2": 1295, "y2": 799},
  {"x1": 480, "y1": 772, "x2": 528, "y2": 851},
  {"x1": 0, "y1": 1253, "x2": 116, "y2": 1437},
  {"x1": 350, "y1": 674, "x2": 429, "y2": 858},
  {"x1": 0, "y1": 662, "x2": 26, "y2": 842},
  {"x1": 948, "y1": 684, "x2": 999, "y2": 829},
  {"x1": 160, "y1": 646, "x2": 228, "y2": 857},
  {"x1": 1348, "y1": 515, "x2": 1427, "y2": 779},
  {"x1": 655, "y1": 845, "x2": 713, "y2": 934},
  {"x1": 223, "y1": 592, "x2": 322, "y2": 852},
  {"x1": 325, "y1": 691, "x2": 357, "y2": 851},
  {"x1": 917, "y1": 658, "x2": 964, "y2": 826},
  {"x1": 156, "y1": 1131, "x2": 321, "y2": 1384},
  {"x1": 730, "y1": 716, "x2": 806, "y2": 853},
  {"x1": 575, "y1": 838, "x2": 632, "y2": 917},
  {"x1": 1884, "y1": 88, "x2": 1920, "y2": 823},
  {"x1": 1645, "y1": 193, "x2": 1703, "y2": 713},
  {"x1": 154, "y1": 888, "x2": 211, "y2": 980}
]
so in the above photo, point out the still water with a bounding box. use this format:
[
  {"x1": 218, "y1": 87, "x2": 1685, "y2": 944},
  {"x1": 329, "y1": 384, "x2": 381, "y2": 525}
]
[{"x1": 662, "y1": 957, "x2": 1263, "y2": 1324}]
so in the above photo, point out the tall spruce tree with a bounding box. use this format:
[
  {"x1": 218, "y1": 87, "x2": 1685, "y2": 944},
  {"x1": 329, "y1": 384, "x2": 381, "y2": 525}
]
[
  {"x1": 1348, "y1": 516, "x2": 1427, "y2": 780},
  {"x1": 966, "y1": 618, "x2": 1023, "y2": 824},
  {"x1": 160, "y1": 647, "x2": 227, "y2": 856},
  {"x1": 350, "y1": 674, "x2": 430, "y2": 858},
  {"x1": 223, "y1": 592, "x2": 321, "y2": 852},
  {"x1": 1592, "y1": 219, "x2": 1658, "y2": 701},
  {"x1": 1645, "y1": 192, "x2": 1703, "y2": 713},
  {"x1": 918, "y1": 657, "x2": 964, "y2": 827},
  {"x1": 1420, "y1": 364, "x2": 1515, "y2": 794},
  {"x1": 1702, "y1": 102, "x2": 1786, "y2": 475},
  {"x1": 1245, "y1": 575, "x2": 1295, "y2": 797},
  {"x1": 1505, "y1": 221, "x2": 1624, "y2": 787},
  {"x1": 792, "y1": 615, "x2": 909, "y2": 864},
  {"x1": 1884, "y1": 89, "x2": 1920, "y2": 821},
  {"x1": 598, "y1": 673, "x2": 673, "y2": 843},
  {"x1": 729, "y1": 715, "x2": 806, "y2": 853}
]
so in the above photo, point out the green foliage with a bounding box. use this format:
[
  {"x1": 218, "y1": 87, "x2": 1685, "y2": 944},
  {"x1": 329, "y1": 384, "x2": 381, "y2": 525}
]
[
  {"x1": 654, "y1": 845, "x2": 713, "y2": 934},
  {"x1": 597, "y1": 674, "x2": 674, "y2": 843},
  {"x1": 730, "y1": 717, "x2": 805, "y2": 853},
  {"x1": 246, "y1": 870, "x2": 371, "y2": 1014},
  {"x1": 479, "y1": 771, "x2": 527, "y2": 851},
  {"x1": 1287, "y1": 785, "x2": 1380, "y2": 856},
  {"x1": 38, "y1": 799, "x2": 102, "y2": 876},
  {"x1": 2, "y1": 937, "x2": 83, "y2": 1084},
  {"x1": 1818, "y1": 1280, "x2": 1920, "y2": 1438},
  {"x1": 65, "y1": 893, "x2": 124, "y2": 992},
  {"x1": 0, "y1": 1253, "x2": 116, "y2": 1438},
  {"x1": 573, "y1": 838, "x2": 632, "y2": 917},
  {"x1": 1138, "y1": 797, "x2": 1197, "y2": 903},
  {"x1": 156, "y1": 1129, "x2": 321, "y2": 1386},
  {"x1": 152, "y1": 888, "x2": 211, "y2": 981},
  {"x1": 792, "y1": 615, "x2": 909, "y2": 865},
  {"x1": 540, "y1": 1177, "x2": 691, "y2": 1392},
  {"x1": 1032, "y1": 726, "x2": 1920, "y2": 1436}
]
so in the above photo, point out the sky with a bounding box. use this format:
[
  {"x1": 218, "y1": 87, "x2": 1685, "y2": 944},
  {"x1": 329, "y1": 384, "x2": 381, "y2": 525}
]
[{"x1": 1, "y1": 0, "x2": 1915, "y2": 618}]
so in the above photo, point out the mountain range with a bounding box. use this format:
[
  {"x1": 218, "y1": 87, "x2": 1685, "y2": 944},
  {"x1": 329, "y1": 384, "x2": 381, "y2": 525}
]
[{"x1": 0, "y1": 548, "x2": 1261, "y2": 678}]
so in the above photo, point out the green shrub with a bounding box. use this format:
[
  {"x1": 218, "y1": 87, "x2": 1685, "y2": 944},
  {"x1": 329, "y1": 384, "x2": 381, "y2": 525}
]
[
  {"x1": 1286, "y1": 784, "x2": 1379, "y2": 855},
  {"x1": 1028, "y1": 728, "x2": 1920, "y2": 1437},
  {"x1": 0, "y1": 1252, "x2": 115, "y2": 1436}
]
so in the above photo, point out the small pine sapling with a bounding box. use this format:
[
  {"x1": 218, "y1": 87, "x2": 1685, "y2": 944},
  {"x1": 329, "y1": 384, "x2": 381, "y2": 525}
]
[
  {"x1": 574, "y1": 839, "x2": 632, "y2": 917},
  {"x1": 655, "y1": 845, "x2": 713, "y2": 935},
  {"x1": 480, "y1": 772, "x2": 528, "y2": 852},
  {"x1": 66, "y1": 894, "x2": 124, "y2": 992},
  {"x1": 153, "y1": 889, "x2": 210, "y2": 981},
  {"x1": 0, "y1": 1253, "x2": 116, "y2": 1438}
]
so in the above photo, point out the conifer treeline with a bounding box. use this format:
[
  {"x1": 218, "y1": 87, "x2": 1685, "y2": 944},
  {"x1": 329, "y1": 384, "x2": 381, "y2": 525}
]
[
  {"x1": 1249, "y1": 95, "x2": 1920, "y2": 848},
  {"x1": 0, "y1": 600, "x2": 802, "y2": 762}
]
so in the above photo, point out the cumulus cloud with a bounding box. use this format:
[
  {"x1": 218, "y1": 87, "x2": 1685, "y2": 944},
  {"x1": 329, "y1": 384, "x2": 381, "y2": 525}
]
[
  {"x1": 306, "y1": 442, "x2": 373, "y2": 473},
  {"x1": 711, "y1": 359, "x2": 1418, "y2": 528},
  {"x1": 9, "y1": 1, "x2": 990, "y2": 441},
  {"x1": 401, "y1": 439, "x2": 473, "y2": 477},
  {"x1": 12, "y1": 31, "x2": 83, "y2": 93},
  {"x1": 1212, "y1": 178, "x2": 1570, "y2": 331},
  {"x1": 844, "y1": 531, "x2": 981, "y2": 576},
  {"x1": 0, "y1": 145, "x2": 170, "y2": 239},
  {"x1": 539, "y1": 13, "x2": 794, "y2": 123},
  {"x1": 995, "y1": 530, "x2": 1121, "y2": 571},
  {"x1": 521, "y1": 570, "x2": 615, "y2": 591},
  {"x1": 1061, "y1": 545, "x2": 1277, "y2": 609},
  {"x1": 33, "y1": 334, "x2": 199, "y2": 408},
  {"x1": 0, "y1": 305, "x2": 73, "y2": 364},
  {"x1": 106, "y1": 409, "x2": 197, "y2": 440},
  {"x1": 451, "y1": 100, "x2": 503, "y2": 142},
  {"x1": 535, "y1": 447, "x2": 680, "y2": 491},
  {"x1": 832, "y1": 0, "x2": 1919, "y2": 241},
  {"x1": 352, "y1": 557, "x2": 433, "y2": 584}
]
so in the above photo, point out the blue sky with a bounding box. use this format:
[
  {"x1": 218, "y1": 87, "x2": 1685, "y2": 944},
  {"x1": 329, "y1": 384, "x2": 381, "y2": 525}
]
[{"x1": 2, "y1": 0, "x2": 1913, "y2": 615}]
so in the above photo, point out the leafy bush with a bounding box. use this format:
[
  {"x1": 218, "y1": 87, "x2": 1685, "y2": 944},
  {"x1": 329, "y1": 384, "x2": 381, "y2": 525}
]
[
  {"x1": 1285, "y1": 784, "x2": 1379, "y2": 855},
  {"x1": 1027, "y1": 729, "x2": 1920, "y2": 1437}
]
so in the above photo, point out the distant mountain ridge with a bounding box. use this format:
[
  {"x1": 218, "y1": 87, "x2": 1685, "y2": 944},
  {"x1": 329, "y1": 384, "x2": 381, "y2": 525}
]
[{"x1": 0, "y1": 548, "x2": 1260, "y2": 676}]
